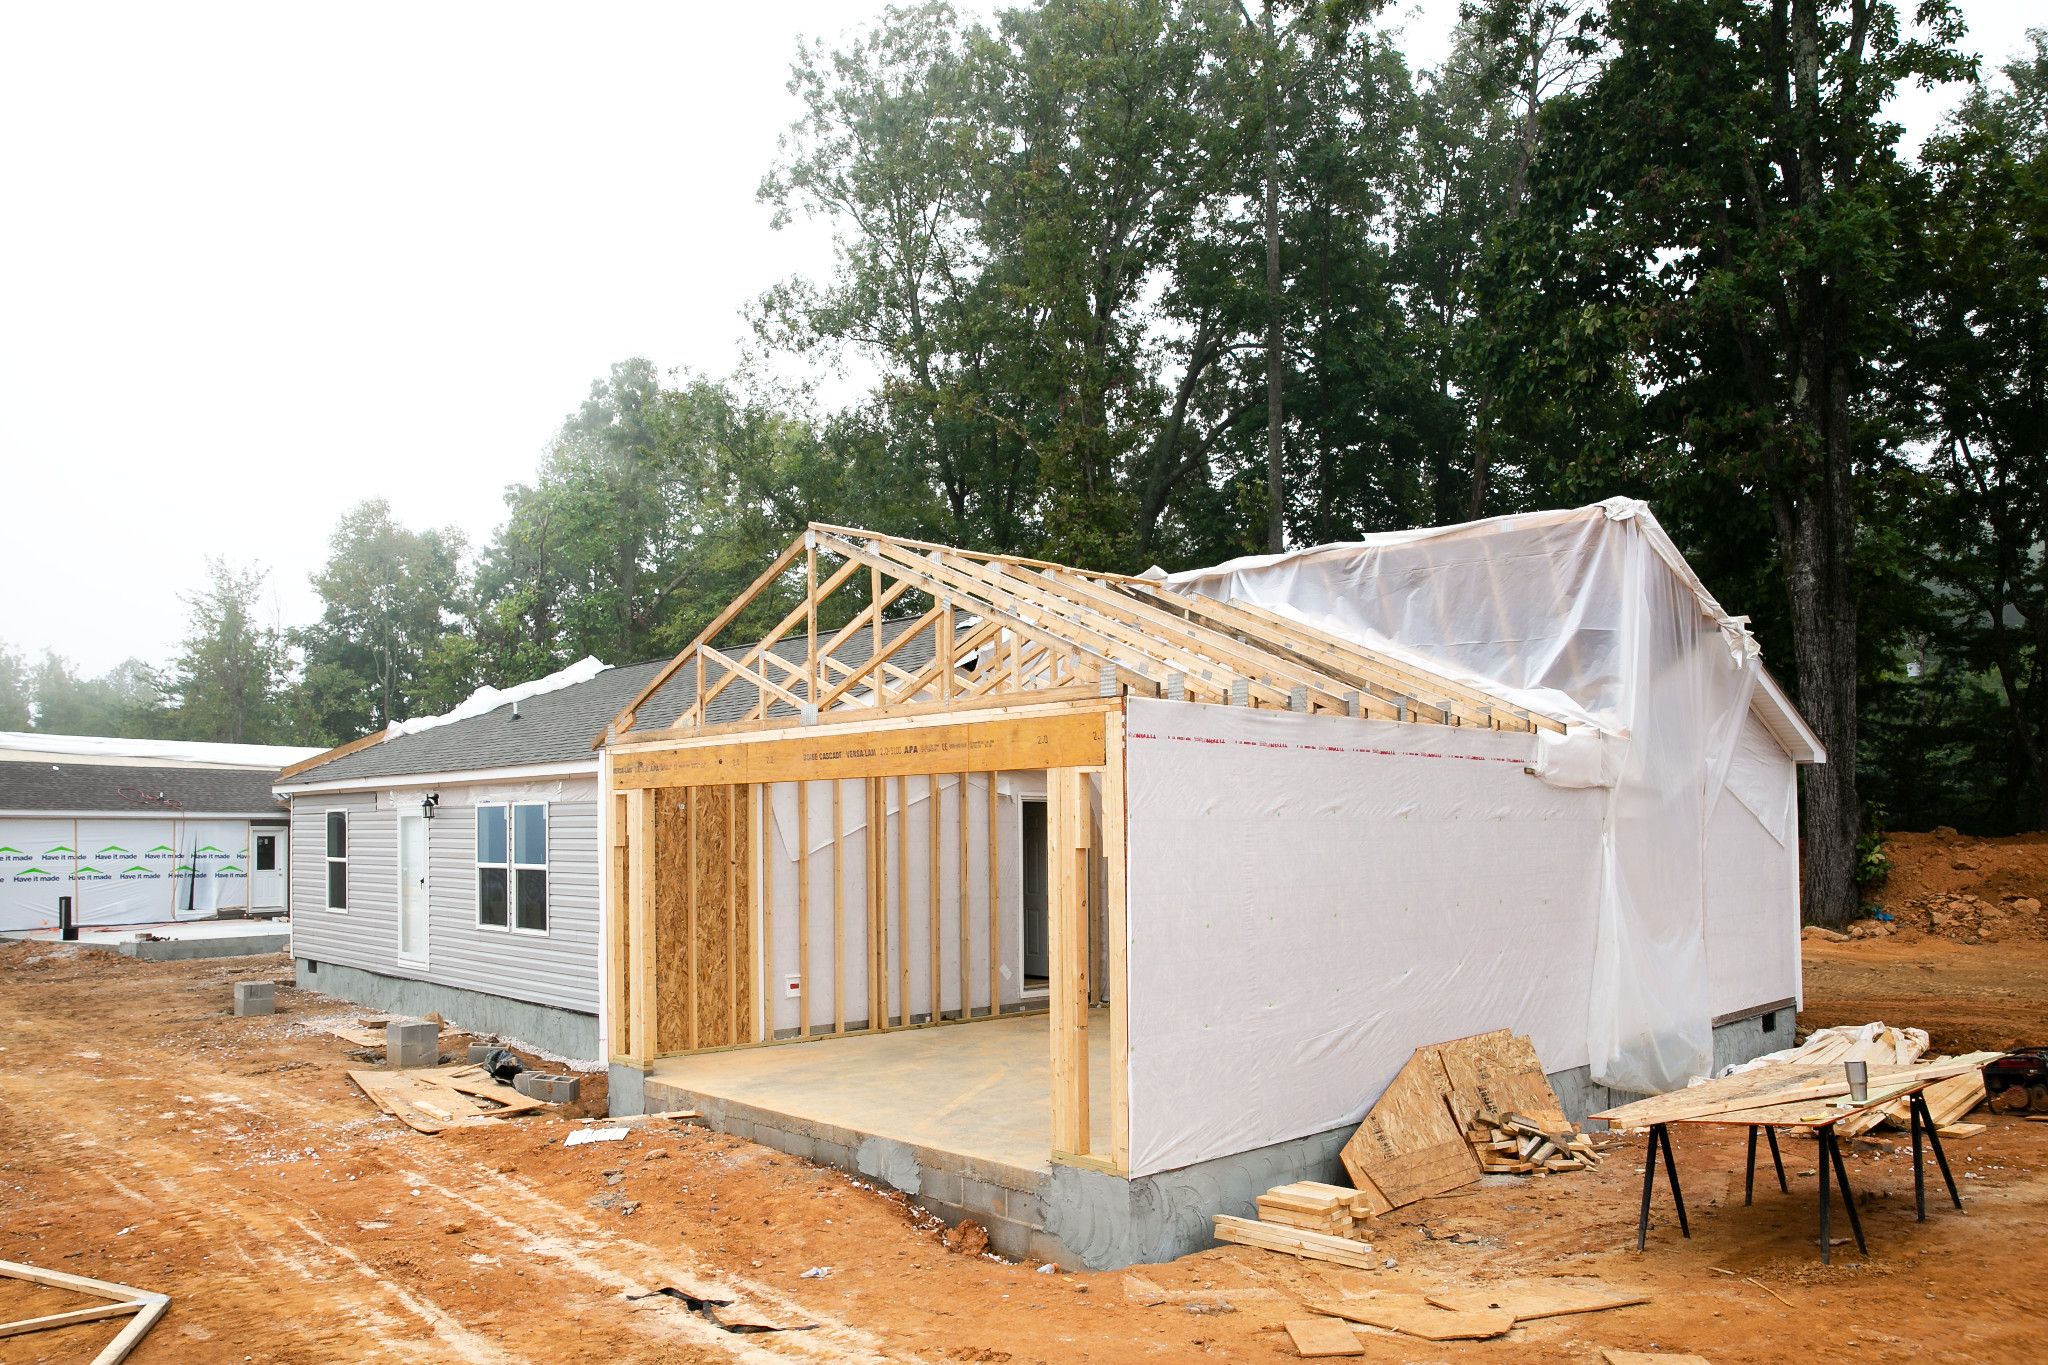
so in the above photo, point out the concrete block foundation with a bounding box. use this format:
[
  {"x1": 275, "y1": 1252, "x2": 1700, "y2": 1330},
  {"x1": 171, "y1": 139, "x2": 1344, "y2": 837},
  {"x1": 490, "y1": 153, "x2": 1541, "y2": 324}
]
[
  {"x1": 293, "y1": 958, "x2": 598, "y2": 1061},
  {"x1": 624, "y1": 1009, "x2": 1789, "y2": 1270}
]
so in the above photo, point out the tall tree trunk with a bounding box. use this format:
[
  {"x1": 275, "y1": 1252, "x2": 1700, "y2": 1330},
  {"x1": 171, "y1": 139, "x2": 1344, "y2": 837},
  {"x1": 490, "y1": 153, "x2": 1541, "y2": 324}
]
[{"x1": 1259, "y1": 0, "x2": 1285, "y2": 552}]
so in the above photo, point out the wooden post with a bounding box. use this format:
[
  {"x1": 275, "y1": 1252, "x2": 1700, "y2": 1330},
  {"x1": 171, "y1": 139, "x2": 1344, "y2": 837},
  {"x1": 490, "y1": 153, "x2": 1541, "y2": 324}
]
[
  {"x1": 627, "y1": 786, "x2": 656, "y2": 1067},
  {"x1": 758, "y1": 784, "x2": 773, "y2": 1043},
  {"x1": 797, "y1": 780, "x2": 811, "y2": 1037},
  {"x1": 832, "y1": 778, "x2": 845, "y2": 1034},
  {"x1": 867, "y1": 775, "x2": 884, "y2": 1031},
  {"x1": 986, "y1": 768, "x2": 1000, "y2": 1017},
  {"x1": 927, "y1": 773, "x2": 941, "y2": 1022},
  {"x1": 685, "y1": 787, "x2": 699, "y2": 1052},
  {"x1": 805, "y1": 539, "x2": 818, "y2": 710},
  {"x1": 957, "y1": 771, "x2": 971, "y2": 1019},
  {"x1": 727, "y1": 781, "x2": 739, "y2": 1046},
  {"x1": 896, "y1": 774, "x2": 908, "y2": 1027},
  {"x1": 1048, "y1": 767, "x2": 1090, "y2": 1157},
  {"x1": 1102, "y1": 712, "x2": 1131, "y2": 1173}
]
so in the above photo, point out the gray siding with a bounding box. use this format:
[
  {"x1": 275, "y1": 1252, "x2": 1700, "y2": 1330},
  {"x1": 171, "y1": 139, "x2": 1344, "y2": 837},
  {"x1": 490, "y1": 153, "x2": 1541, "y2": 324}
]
[{"x1": 288, "y1": 783, "x2": 599, "y2": 1015}]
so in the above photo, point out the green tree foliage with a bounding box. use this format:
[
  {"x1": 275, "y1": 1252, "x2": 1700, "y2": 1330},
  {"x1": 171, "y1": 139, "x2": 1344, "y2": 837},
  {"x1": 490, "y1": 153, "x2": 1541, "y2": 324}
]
[
  {"x1": 1474, "y1": 0, "x2": 1970, "y2": 923},
  {"x1": 27, "y1": 653, "x2": 165, "y2": 737},
  {"x1": 296, "y1": 499, "x2": 470, "y2": 741},
  {"x1": 0, "y1": 646, "x2": 30, "y2": 731},
  {"x1": 163, "y1": 559, "x2": 291, "y2": 743}
]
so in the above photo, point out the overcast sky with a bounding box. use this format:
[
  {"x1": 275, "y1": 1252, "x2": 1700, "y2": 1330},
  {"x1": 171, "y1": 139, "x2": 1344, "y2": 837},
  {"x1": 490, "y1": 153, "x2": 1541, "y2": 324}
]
[{"x1": 0, "y1": 1, "x2": 2032, "y2": 676}]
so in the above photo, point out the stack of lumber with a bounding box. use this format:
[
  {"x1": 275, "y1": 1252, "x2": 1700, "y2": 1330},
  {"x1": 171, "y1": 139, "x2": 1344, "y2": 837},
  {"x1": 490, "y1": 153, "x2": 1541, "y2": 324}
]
[
  {"x1": 1591, "y1": 1053, "x2": 2003, "y2": 1131},
  {"x1": 1719, "y1": 1023, "x2": 1988, "y2": 1136},
  {"x1": 1211, "y1": 1215, "x2": 1378, "y2": 1271},
  {"x1": 1464, "y1": 1109, "x2": 1602, "y2": 1174},
  {"x1": 1338, "y1": 1029, "x2": 1588, "y2": 1215},
  {"x1": 1254, "y1": 1182, "x2": 1376, "y2": 1240}
]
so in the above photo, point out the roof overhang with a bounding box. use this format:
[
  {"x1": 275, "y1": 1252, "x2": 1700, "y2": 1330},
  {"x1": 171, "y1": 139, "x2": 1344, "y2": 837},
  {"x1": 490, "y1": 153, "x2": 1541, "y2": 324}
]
[
  {"x1": 1750, "y1": 668, "x2": 1826, "y2": 765},
  {"x1": 0, "y1": 809, "x2": 287, "y2": 821},
  {"x1": 275, "y1": 757, "x2": 600, "y2": 797}
]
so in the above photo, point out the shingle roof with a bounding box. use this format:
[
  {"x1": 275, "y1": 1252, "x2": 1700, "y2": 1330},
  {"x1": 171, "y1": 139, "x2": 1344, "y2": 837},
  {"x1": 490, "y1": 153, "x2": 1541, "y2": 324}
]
[
  {"x1": 277, "y1": 616, "x2": 941, "y2": 788},
  {"x1": 0, "y1": 761, "x2": 288, "y2": 815}
]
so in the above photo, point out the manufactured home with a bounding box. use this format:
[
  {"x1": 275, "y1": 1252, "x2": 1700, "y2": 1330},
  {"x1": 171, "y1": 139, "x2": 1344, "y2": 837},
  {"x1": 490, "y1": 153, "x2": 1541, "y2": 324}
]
[
  {"x1": 0, "y1": 732, "x2": 318, "y2": 935},
  {"x1": 595, "y1": 500, "x2": 1823, "y2": 1268}
]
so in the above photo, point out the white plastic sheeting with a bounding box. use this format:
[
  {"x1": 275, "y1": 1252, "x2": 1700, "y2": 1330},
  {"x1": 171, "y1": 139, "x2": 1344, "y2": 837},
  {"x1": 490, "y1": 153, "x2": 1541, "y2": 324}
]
[
  {"x1": 386, "y1": 656, "x2": 610, "y2": 737},
  {"x1": 1122, "y1": 698, "x2": 1606, "y2": 1177},
  {"x1": 0, "y1": 816, "x2": 255, "y2": 931},
  {"x1": 756, "y1": 774, "x2": 1031, "y2": 1035},
  {"x1": 0, "y1": 731, "x2": 322, "y2": 768},
  {"x1": 1159, "y1": 499, "x2": 1784, "y2": 1096}
]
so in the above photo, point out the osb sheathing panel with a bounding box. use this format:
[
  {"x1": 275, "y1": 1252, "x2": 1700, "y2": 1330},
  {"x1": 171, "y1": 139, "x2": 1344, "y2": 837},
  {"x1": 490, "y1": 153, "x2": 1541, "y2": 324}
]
[{"x1": 653, "y1": 784, "x2": 752, "y2": 1054}]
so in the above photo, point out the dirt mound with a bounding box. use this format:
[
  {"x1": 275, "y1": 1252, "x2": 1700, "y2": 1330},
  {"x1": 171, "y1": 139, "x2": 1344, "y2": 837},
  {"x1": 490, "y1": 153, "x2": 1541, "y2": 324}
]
[{"x1": 1873, "y1": 829, "x2": 2048, "y2": 942}]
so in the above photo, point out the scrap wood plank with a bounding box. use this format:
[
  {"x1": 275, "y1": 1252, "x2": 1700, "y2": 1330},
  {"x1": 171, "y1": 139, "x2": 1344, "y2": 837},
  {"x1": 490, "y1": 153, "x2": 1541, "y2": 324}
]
[
  {"x1": 1212, "y1": 1216, "x2": 1379, "y2": 1271},
  {"x1": 1591, "y1": 1055, "x2": 1997, "y2": 1129},
  {"x1": 348, "y1": 1068, "x2": 542, "y2": 1133},
  {"x1": 1284, "y1": 1318, "x2": 1364, "y2": 1357},
  {"x1": 1309, "y1": 1294, "x2": 1514, "y2": 1342},
  {"x1": 414, "y1": 1065, "x2": 547, "y2": 1114},
  {"x1": 1426, "y1": 1281, "x2": 1649, "y2": 1321},
  {"x1": 0, "y1": 1260, "x2": 169, "y2": 1365},
  {"x1": 1339, "y1": 1047, "x2": 1479, "y2": 1212}
]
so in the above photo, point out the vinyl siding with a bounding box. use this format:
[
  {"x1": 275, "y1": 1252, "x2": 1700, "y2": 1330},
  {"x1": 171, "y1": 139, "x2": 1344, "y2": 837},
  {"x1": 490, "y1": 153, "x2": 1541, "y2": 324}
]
[{"x1": 288, "y1": 779, "x2": 599, "y2": 1014}]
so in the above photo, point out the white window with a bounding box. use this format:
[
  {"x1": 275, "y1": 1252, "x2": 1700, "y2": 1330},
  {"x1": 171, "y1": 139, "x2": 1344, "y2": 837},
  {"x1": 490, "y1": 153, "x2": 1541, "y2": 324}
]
[
  {"x1": 477, "y1": 802, "x2": 548, "y2": 933},
  {"x1": 324, "y1": 810, "x2": 348, "y2": 910}
]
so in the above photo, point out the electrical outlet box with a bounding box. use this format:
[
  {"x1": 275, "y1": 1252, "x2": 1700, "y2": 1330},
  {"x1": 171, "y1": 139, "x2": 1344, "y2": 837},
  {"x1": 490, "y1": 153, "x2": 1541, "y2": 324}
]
[{"x1": 783, "y1": 973, "x2": 802, "y2": 998}]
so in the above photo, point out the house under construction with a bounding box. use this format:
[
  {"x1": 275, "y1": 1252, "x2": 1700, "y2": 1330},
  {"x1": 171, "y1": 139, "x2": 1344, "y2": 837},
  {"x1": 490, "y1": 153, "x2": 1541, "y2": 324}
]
[{"x1": 599, "y1": 502, "x2": 1821, "y2": 1268}]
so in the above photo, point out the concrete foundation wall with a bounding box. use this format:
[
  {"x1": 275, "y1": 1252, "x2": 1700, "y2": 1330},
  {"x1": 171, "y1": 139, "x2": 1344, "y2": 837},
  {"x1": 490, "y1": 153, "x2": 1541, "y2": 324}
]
[
  {"x1": 624, "y1": 1010, "x2": 1787, "y2": 1270},
  {"x1": 297, "y1": 957, "x2": 598, "y2": 1061}
]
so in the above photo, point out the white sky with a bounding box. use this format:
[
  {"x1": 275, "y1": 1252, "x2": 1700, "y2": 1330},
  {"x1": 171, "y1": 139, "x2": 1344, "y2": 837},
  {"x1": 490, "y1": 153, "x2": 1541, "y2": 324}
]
[{"x1": 0, "y1": 1, "x2": 2032, "y2": 676}]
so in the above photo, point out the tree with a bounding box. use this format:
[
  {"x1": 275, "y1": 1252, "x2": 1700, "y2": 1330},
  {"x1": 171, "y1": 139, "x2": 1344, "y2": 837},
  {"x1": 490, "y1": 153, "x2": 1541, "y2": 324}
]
[
  {"x1": 1902, "y1": 29, "x2": 2048, "y2": 827},
  {"x1": 1481, "y1": 0, "x2": 1970, "y2": 925},
  {"x1": 28, "y1": 653, "x2": 165, "y2": 737},
  {"x1": 298, "y1": 500, "x2": 469, "y2": 739},
  {"x1": 0, "y1": 645, "x2": 29, "y2": 731},
  {"x1": 164, "y1": 560, "x2": 291, "y2": 743}
]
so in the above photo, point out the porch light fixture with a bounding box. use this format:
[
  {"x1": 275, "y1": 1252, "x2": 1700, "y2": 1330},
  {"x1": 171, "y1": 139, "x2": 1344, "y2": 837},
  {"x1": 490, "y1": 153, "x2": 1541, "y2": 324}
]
[{"x1": 422, "y1": 792, "x2": 440, "y2": 821}]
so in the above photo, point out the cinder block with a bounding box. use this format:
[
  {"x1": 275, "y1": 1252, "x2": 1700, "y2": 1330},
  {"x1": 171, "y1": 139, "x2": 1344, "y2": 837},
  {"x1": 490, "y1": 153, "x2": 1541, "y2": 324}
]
[
  {"x1": 232, "y1": 981, "x2": 274, "y2": 1016},
  {"x1": 387, "y1": 1017, "x2": 439, "y2": 1069},
  {"x1": 467, "y1": 1042, "x2": 495, "y2": 1063},
  {"x1": 511, "y1": 1071, "x2": 581, "y2": 1104}
]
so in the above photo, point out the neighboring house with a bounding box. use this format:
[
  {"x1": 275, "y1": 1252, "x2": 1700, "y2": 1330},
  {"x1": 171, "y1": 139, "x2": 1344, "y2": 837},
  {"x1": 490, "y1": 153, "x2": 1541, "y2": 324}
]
[
  {"x1": 273, "y1": 628, "x2": 934, "y2": 1060},
  {"x1": 0, "y1": 732, "x2": 321, "y2": 934}
]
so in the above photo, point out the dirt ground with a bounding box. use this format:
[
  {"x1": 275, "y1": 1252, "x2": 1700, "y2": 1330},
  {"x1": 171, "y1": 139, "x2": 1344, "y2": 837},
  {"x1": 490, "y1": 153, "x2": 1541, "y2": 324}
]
[{"x1": 3, "y1": 940, "x2": 2045, "y2": 1363}]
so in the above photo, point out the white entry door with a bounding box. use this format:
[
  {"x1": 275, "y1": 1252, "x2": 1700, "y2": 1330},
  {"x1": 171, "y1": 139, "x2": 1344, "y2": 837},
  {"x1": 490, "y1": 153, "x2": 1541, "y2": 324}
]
[
  {"x1": 397, "y1": 812, "x2": 430, "y2": 965},
  {"x1": 250, "y1": 829, "x2": 287, "y2": 911}
]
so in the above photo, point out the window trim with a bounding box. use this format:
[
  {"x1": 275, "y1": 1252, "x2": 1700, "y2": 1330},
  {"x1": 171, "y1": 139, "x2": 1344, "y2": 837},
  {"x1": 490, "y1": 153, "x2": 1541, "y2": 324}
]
[
  {"x1": 476, "y1": 800, "x2": 549, "y2": 936},
  {"x1": 324, "y1": 808, "x2": 348, "y2": 912}
]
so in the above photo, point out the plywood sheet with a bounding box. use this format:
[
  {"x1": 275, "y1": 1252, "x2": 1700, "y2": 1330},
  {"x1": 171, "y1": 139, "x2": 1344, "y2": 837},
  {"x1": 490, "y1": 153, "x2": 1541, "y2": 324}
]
[
  {"x1": 1436, "y1": 1029, "x2": 1569, "y2": 1133},
  {"x1": 654, "y1": 788, "x2": 692, "y2": 1053},
  {"x1": 1311, "y1": 1294, "x2": 1513, "y2": 1341},
  {"x1": 1339, "y1": 1048, "x2": 1480, "y2": 1210},
  {"x1": 1284, "y1": 1318, "x2": 1363, "y2": 1357},
  {"x1": 1427, "y1": 1281, "x2": 1648, "y2": 1321}
]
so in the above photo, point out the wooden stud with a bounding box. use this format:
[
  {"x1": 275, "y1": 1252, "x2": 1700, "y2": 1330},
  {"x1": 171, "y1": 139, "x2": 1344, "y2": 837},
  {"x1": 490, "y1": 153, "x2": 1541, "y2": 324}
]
[
  {"x1": 726, "y1": 782, "x2": 739, "y2": 1045},
  {"x1": 867, "y1": 775, "x2": 884, "y2": 1031},
  {"x1": 987, "y1": 767, "x2": 1000, "y2": 1018},
  {"x1": 796, "y1": 780, "x2": 810, "y2": 1038},
  {"x1": 1048, "y1": 767, "x2": 1090, "y2": 1157},
  {"x1": 958, "y1": 771, "x2": 971, "y2": 1019},
  {"x1": 627, "y1": 786, "x2": 655, "y2": 1067},
  {"x1": 806, "y1": 538, "x2": 818, "y2": 708},
  {"x1": 832, "y1": 778, "x2": 845, "y2": 1034},
  {"x1": 685, "y1": 787, "x2": 699, "y2": 1052},
  {"x1": 758, "y1": 784, "x2": 773, "y2": 1043},
  {"x1": 895, "y1": 773, "x2": 908, "y2": 1027},
  {"x1": 927, "y1": 772, "x2": 941, "y2": 1022}
]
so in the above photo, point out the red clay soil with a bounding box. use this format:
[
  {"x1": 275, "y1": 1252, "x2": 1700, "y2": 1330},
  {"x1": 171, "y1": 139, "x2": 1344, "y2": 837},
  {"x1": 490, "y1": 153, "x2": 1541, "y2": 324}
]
[
  {"x1": 1867, "y1": 829, "x2": 2048, "y2": 942},
  {"x1": 2, "y1": 941, "x2": 2045, "y2": 1363}
]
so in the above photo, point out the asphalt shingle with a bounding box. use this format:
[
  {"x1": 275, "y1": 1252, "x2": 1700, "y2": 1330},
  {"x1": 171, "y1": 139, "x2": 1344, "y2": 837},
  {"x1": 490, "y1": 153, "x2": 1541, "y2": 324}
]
[{"x1": 0, "y1": 762, "x2": 288, "y2": 815}]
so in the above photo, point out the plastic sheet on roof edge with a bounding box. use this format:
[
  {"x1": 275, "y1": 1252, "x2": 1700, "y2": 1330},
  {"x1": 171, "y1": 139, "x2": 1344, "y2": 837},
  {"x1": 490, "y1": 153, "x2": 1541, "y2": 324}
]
[{"x1": 1159, "y1": 499, "x2": 1771, "y2": 1096}]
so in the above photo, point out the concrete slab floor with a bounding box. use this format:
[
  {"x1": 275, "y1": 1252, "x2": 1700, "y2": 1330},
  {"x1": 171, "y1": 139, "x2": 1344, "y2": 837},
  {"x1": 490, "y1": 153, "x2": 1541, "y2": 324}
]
[
  {"x1": 650, "y1": 1008, "x2": 1109, "y2": 1175},
  {"x1": 2, "y1": 918, "x2": 290, "y2": 944}
]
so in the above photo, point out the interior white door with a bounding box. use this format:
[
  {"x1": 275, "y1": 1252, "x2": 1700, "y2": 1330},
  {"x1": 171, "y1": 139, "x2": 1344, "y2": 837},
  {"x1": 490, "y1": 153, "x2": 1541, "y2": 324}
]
[
  {"x1": 250, "y1": 829, "x2": 287, "y2": 910},
  {"x1": 398, "y1": 813, "x2": 429, "y2": 964}
]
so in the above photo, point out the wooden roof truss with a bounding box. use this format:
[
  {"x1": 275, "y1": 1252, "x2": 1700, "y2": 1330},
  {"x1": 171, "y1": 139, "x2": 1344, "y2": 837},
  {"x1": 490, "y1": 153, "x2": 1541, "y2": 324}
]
[{"x1": 605, "y1": 525, "x2": 1562, "y2": 743}]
